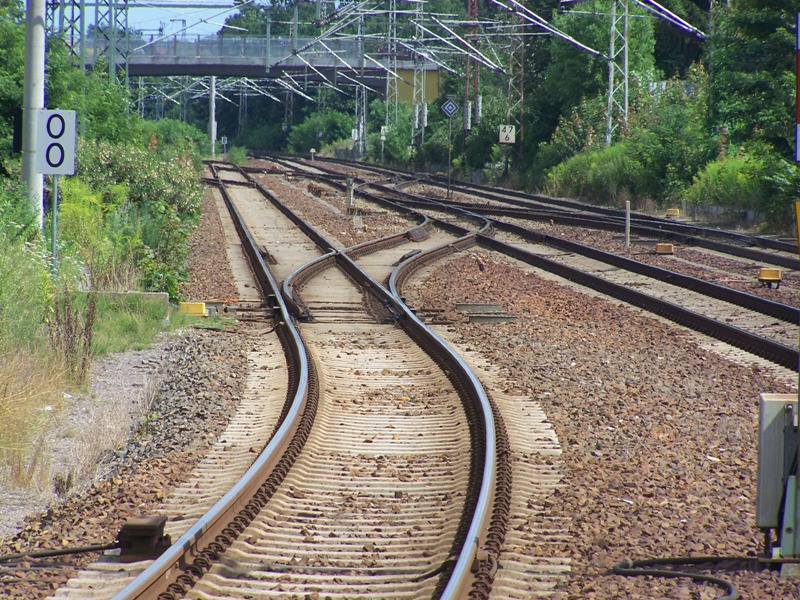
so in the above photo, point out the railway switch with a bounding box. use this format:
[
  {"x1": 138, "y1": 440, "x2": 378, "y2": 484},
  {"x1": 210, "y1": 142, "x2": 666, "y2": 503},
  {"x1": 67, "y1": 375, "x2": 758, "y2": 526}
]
[
  {"x1": 116, "y1": 515, "x2": 171, "y2": 562},
  {"x1": 655, "y1": 243, "x2": 674, "y2": 255},
  {"x1": 756, "y1": 393, "x2": 800, "y2": 574},
  {"x1": 758, "y1": 268, "x2": 782, "y2": 289}
]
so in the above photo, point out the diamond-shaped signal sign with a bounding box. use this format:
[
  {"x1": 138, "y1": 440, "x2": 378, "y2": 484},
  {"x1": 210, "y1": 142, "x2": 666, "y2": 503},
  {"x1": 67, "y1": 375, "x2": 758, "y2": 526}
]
[{"x1": 440, "y1": 99, "x2": 459, "y2": 118}]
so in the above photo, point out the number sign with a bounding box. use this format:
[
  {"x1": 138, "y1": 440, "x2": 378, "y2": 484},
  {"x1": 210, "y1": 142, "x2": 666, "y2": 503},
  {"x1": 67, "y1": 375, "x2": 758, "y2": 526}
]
[
  {"x1": 36, "y1": 110, "x2": 76, "y2": 175},
  {"x1": 499, "y1": 124, "x2": 516, "y2": 144}
]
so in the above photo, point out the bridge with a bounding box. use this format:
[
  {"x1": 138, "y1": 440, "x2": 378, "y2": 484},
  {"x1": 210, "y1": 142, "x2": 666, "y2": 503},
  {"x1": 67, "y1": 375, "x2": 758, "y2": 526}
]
[{"x1": 85, "y1": 35, "x2": 441, "y2": 98}]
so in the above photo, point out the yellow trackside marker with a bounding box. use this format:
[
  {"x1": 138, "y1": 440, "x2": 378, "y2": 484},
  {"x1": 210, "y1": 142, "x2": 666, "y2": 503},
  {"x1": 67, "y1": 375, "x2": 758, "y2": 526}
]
[{"x1": 179, "y1": 301, "x2": 206, "y2": 316}]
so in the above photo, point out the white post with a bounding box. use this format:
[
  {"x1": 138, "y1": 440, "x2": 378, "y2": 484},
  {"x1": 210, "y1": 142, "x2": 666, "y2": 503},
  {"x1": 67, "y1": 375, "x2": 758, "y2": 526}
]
[
  {"x1": 51, "y1": 175, "x2": 59, "y2": 271},
  {"x1": 22, "y1": 0, "x2": 46, "y2": 229},
  {"x1": 209, "y1": 75, "x2": 216, "y2": 158},
  {"x1": 625, "y1": 200, "x2": 631, "y2": 248}
]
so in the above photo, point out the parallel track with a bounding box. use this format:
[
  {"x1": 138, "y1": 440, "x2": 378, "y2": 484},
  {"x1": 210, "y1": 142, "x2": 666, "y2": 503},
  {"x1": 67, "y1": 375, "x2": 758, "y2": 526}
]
[{"x1": 267, "y1": 156, "x2": 798, "y2": 372}]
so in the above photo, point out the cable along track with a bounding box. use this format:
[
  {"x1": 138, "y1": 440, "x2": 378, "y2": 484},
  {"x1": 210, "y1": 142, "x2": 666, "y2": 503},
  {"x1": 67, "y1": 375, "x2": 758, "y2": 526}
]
[{"x1": 52, "y1": 163, "x2": 508, "y2": 600}]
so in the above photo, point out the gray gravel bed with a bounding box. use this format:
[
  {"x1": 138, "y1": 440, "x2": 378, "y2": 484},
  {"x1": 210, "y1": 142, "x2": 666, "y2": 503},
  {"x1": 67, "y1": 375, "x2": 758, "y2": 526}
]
[{"x1": 405, "y1": 250, "x2": 798, "y2": 599}]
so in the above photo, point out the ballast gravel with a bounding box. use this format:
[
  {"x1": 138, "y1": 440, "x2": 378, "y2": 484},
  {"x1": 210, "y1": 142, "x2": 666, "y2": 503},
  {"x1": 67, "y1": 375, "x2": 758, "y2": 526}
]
[
  {"x1": 2, "y1": 162, "x2": 798, "y2": 600},
  {"x1": 404, "y1": 251, "x2": 798, "y2": 600}
]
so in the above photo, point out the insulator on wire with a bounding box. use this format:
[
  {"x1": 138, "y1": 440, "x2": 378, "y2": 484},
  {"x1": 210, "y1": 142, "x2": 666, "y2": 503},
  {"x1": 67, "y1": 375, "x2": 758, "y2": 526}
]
[
  {"x1": 421, "y1": 103, "x2": 428, "y2": 128},
  {"x1": 474, "y1": 95, "x2": 482, "y2": 124},
  {"x1": 464, "y1": 100, "x2": 472, "y2": 131}
]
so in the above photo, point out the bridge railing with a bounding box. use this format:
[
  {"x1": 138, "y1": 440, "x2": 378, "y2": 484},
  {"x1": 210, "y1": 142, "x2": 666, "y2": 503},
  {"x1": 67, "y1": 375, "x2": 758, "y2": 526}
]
[{"x1": 85, "y1": 35, "x2": 399, "y2": 66}]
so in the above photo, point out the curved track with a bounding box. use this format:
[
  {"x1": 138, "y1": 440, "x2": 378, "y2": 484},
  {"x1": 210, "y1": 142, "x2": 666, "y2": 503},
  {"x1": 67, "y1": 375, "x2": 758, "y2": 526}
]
[{"x1": 47, "y1": 161, "x2": 512, "y2": 600}]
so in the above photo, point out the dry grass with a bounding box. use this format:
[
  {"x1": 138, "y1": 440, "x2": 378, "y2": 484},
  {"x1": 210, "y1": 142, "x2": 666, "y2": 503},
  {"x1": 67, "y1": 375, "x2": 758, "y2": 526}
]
[
  {"x1": 47, "y1": 286, "x2": 96, "y2": 385},
  {"x1": 0, "y1": 351, "x2": 66, "y2": 488}
]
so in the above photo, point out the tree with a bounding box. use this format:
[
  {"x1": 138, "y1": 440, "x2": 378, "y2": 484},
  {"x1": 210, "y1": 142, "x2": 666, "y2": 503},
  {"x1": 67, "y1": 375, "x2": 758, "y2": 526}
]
[
  {"x1": 708, "y1": 1, "x2": 796, "y2": 159},
  {"x1": 0, "y1": 2, "x2": 25, "y2": 144}
]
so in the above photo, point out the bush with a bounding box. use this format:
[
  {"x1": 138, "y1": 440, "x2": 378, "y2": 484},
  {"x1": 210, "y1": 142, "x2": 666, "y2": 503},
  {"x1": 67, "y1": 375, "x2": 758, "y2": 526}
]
[
  {"x1": 226, "y1": 146, "x2": 248, "y2": 165},
  {"x1": 0, "y1": 239, "x2": 51, "y2": 351},
  {"x1": 685, "y1": 147, "x2": 800, "y2": 230},
  {"x1": 545, "y1": 141, "x2": 647, "y2": 206},
  {"x1": 74, "y1": 137, "x2": 202, "y2": 299},
  {"x1": 684, "y1": 154, "x2": 764, "y2": 210}
]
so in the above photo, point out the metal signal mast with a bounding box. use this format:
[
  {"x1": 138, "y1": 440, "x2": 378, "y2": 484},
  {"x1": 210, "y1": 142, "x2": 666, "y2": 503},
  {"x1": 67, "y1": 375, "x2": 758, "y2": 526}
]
[
  {"x1": 605, "y1": 0, "x2": 628, "y2": 145},
  {"x1": 464, "y1": 0, "x2": 479, "y2": 133}
]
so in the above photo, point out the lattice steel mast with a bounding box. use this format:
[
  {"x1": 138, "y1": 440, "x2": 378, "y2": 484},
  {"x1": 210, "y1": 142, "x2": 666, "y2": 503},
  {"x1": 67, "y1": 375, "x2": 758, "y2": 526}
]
[
  {"x1": 385, "y1": 0, "x2": 398, "y2": 127},
  {"x1": 606, "y1": 0, "x2": 628, "y2": 145},
  {"x1": 506, "y1": 13, "x2": 524, "y2": 162}
]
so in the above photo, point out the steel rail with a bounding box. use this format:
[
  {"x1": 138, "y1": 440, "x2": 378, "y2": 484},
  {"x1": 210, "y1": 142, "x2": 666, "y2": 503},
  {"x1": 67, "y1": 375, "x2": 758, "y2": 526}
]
[
  {"x1": 112, "y1": 169, "x2": 313, "y2": 600},
  {"x1": 284, "y1": 153, "x2": 799, "y2": 257},
  {"x1": 494, "y1": 218, "x2": 800, "y2": 324},
  {"x1": 324, "y1": 174, "x2": 798, "y2": 371},
  {"x1": 239, "y1": 162, "x2": 508, "y2": 597},
  {"x1": 427, "y1": 200, "x2": 800, "y2": 272},
  {"x1": 363, "y1": 186, "x2": 800, "y2": 325}
]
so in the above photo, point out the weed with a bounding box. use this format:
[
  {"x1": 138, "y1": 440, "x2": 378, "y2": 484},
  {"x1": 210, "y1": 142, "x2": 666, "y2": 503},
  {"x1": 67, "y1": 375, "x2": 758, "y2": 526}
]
[{"x1": 47, "y1": 285, "x2": 96, "y2": 385}]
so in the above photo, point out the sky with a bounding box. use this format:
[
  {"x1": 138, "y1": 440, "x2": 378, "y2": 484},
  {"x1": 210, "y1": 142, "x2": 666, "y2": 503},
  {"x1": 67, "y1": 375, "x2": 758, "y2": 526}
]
[{"x1": 126, "y1": 3, "x2": 244, "y2": 38}]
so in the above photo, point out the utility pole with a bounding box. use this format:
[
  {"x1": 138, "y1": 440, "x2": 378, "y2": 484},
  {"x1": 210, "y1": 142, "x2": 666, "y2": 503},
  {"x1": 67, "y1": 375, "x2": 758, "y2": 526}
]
[{"x1": 23, "y1": 0, "x2": 46, "y2": 229}]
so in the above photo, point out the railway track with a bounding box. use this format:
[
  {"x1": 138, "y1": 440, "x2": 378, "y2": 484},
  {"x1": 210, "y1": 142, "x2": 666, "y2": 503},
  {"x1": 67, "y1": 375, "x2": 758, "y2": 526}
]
[
  {"x1": 266, "y1": 156, "x2": 798, "y2": 372},
  {"x1": 14, "y1": 155, "x2": 796, "y2": 600},
  {"x1": 290, "y1": 154, "x2": 800, "y2": 260},
  {"x1": 45, "y1": 161, "x2": 514, "y2": 599}
]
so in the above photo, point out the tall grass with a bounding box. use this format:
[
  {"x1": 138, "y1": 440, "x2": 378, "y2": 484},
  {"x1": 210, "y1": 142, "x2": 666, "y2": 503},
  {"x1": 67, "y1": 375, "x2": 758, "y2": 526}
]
[
  {"x1": 0, "y1": 351, "x2": 66, "y2": 487},
  {"x1": 92, "y1": 293, "x2": 189, "y2": 353}
]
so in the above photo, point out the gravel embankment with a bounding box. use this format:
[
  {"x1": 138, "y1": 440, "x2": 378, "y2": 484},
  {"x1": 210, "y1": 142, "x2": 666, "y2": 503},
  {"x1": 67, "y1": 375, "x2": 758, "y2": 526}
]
[
  {"x1": 404, "y1": 251, "x2": 798, "y2": 599},
  {"x1": 0, "y1": 180, "x2": 248, "y2": 599}
]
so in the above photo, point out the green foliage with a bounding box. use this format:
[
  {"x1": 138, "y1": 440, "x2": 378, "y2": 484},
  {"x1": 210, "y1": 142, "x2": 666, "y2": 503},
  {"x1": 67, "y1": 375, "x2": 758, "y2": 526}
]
[
  {"x1": 90, "y1": 292, "x2": 189, "y2": 354},
  {"x1": 287, "y1": 109, "x2": 353, "y2": 154},
  {"x1": 73, "y1": 134, "x2": 203, "y2": 299},
  {"x1": 533, "y1": 95, "x2": 607, "y2": 183},
  {"x1": 46, "y1": 49, "x2": 138, "y2": 144},
  {"x1": 623, "y1": 64, "x2": 716, "y2": 201},
  {"x1": 685, "y1": 145, "x2": 800, "y2": 230},
  {"x1": 0, "y1": 3, "x2": 24, "y2": 140},
  {"x1": 545, "y1": 141, "x2": 647, "y2": 206},
  {"x1": 226, "y1": 146, "x2": 248, "y2": 166},
  {"x1": 368, "y1": 101, "x2": 413, "y2": 164},
  {"x1": 685, "y1": 153, "x2": 764, "y2": 210},
  {"x1": 0, "y1": 237, "x2": 51, "y2": 351},
  {"x1": 709, "y1": 2, "x2": 796, "y2": 159},
  {"x1": 536, "y1": 0, "x2": 657, "y2": 137}
]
